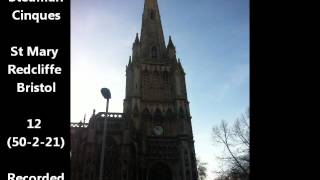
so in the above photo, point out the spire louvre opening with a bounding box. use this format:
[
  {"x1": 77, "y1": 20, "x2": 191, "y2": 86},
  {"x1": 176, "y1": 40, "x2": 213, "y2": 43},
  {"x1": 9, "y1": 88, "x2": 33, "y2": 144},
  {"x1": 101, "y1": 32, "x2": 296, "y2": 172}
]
[{"x1": 140, "y1": 0, "x2": 166, "y2": 59}]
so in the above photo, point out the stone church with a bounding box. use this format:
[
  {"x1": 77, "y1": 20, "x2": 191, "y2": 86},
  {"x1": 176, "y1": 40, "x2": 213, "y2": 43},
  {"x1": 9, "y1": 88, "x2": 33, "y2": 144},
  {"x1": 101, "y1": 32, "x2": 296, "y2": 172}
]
[{"x1": 71, "y1": 0, "x2": 199, "y2": 180}]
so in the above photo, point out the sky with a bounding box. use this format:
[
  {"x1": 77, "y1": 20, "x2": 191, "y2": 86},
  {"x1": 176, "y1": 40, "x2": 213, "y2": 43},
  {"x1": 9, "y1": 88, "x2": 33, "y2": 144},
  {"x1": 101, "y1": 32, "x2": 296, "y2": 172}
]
[{"x1": 71, "y1": 0, "x2": 249, "y2": 179}]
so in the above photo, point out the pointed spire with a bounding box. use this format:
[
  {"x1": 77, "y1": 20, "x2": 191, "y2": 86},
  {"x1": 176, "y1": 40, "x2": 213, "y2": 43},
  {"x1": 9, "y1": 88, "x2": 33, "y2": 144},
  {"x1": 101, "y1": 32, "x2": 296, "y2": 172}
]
[
  {"x1": 134, "y1": 33, "x2": 140, "y2": 44},
  {"x1": 140, "y1": 0, "x2": 166, "y2": 59},
  {"x1": 83, "y1": 114, "x2": 86, "y2": 124},
  {"x1": 144, "y1": 0, "x2": 157, "y2": 9},
  {"x1": 132, "y1": 33, "x2": 141, "y2": 59},
  {"x1": 127, "y1": 56, "x2": 131, "y2": 68},
  {"x1": 90, "y1": 109, "x2": 96, "y2": 121},
  {"x1": 167, "y1": 36, "x2": 176, "y2": 59},
  {"x1": 167, "y1": 36, "x2": 175, "y2": 49}
]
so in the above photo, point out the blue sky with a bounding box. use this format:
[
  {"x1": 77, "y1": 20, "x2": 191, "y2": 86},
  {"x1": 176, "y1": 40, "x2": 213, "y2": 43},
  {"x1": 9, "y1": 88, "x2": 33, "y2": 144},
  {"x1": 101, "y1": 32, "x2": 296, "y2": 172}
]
[{"x1": 71, "y1": 0, "x2": 249, "y2": 179}]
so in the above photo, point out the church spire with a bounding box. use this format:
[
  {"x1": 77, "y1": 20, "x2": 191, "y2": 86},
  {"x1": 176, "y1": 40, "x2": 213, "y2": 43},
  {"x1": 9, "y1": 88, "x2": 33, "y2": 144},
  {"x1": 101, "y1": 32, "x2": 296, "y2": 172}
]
[
  {"x1": 167, "y1": 36, "x2": 175, "y2": 49},
  {"x1": 167, "y1": 36, "x2": 176, "y2": 59},
  {"x1": 140, "y1": 0, "x2": 166, "y2": 59},
  {"x1": 134, "y1": 33, "x2": 140, "y2": 44},
  {"x1": 132, "y1": 33, "x2": 140, "y2": 60}
]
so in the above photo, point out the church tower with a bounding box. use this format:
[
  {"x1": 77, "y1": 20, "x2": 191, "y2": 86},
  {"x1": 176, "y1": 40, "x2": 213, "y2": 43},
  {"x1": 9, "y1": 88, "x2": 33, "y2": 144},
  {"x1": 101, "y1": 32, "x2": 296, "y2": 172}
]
[
  {"x1": 70, "y1": 1, "x2": 199, "y2": 180},
  {"x1": 124, "y1": 0, "x2": 198, "y2": 179}
]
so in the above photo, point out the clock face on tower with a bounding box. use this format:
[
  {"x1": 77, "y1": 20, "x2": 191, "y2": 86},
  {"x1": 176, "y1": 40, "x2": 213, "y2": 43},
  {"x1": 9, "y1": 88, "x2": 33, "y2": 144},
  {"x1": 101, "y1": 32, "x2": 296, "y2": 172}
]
[{"x1": 152, "y1": 126, "x2": 164, "y2": 136}]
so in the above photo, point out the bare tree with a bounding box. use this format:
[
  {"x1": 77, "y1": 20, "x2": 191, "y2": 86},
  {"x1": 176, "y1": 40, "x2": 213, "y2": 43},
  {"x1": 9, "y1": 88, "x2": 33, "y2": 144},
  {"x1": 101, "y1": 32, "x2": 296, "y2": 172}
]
[
  {"x1": 212, "y1": 109, "x2": 250, "y2": 180},
  {"x1": 197, "y1": 158, "x2": 208, "y2": 180}
]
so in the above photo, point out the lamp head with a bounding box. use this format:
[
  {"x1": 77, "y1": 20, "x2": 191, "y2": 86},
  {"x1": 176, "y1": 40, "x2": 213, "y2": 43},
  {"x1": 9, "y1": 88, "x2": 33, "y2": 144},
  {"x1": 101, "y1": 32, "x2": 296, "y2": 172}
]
[{"x1": 101, "y1": 88, "x2": 111, "y2": 99}]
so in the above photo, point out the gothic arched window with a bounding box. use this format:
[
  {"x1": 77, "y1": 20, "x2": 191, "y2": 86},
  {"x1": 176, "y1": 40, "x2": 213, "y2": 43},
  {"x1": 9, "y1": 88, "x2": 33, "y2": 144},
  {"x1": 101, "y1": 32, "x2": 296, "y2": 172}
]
[
  {"x1": 166, "y1": 108, "x2": 174, "y2": 120},
  {"x1": 133, "y1": 105, "x2": 139, "y2": 118},
  {"x1": 142, "y1": 108, "x2": 152, "y2": 120},
  {"x1": 151, "y1": 46, "x2": 157, "y2": 59},
  {"x1": 163, "y1": 71, "x2": 169, "y2": 81},
  {"x1": 154, "y1": 108, "x2": 163, "y2": 121}
]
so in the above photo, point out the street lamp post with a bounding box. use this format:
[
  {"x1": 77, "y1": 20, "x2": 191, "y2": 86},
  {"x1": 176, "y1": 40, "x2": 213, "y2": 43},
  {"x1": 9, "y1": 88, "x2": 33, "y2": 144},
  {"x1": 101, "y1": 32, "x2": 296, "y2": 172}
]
[{"x1": 99, "y1": 88, "x2": 111, "y2": 180}]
